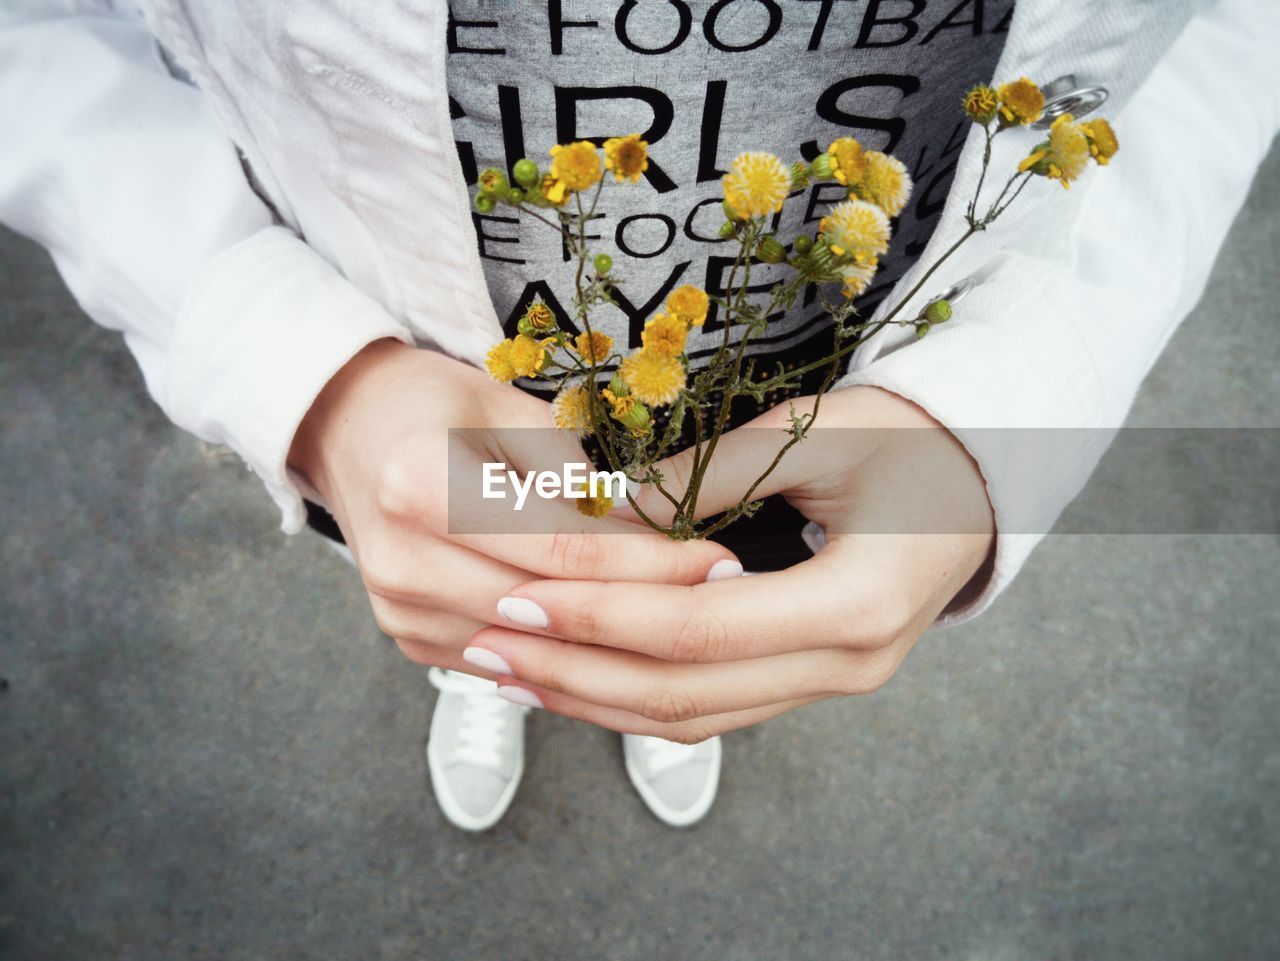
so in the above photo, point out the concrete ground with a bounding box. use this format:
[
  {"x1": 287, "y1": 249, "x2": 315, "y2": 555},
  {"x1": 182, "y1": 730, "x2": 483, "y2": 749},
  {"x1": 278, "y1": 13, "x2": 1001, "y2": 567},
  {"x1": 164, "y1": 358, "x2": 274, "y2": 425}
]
[{"x1": 2, "y1": 143, "x2": 1277, "y2": 960}]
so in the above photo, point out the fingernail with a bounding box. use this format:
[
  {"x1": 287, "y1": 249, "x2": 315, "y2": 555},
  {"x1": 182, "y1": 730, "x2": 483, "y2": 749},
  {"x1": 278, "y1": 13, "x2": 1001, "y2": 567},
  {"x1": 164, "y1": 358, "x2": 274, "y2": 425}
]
[
  {"x1": 705, "y1": 559, "x2": 745, "y2": 582},
  {"x1": 497, "y1": 686, "x2": 543, "y2": 709},
  {"x1": 463, "y1": 646, "x2": 513, "y2": 676},
  {"x1": 612, "y1": 477, "x2": 642, "y2": 511},
  {"x1": 497, "y1": 596, "x2": 548, "y2": 629}
]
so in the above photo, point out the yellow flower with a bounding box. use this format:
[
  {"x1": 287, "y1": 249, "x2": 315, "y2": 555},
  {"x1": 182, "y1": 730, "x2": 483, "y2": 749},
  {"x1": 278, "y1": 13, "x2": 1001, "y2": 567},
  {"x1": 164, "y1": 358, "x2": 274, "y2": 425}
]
[
  {"x1": 603, "y1": 134, "x2": 649, "y2": 183},
  {"x1": 818, "y1": 199, "x2": 890, "y2": 263},
  {"x1": 572, "y1": 330, "x2": 613, "y2": 364},
  {"x1": 1081, "y1": 118, "x2": 1119, "y2": 165},
  {"x1": 540, "y1": 174, "x2": 568, "y2": 206},
  {"x1": 509, "y1": 334, "x2": 547, "y2": 378},
  {"x1": 722, "y1": 151, "x2": 791, "y2": 219},
  {"x1": 602, "y1": 388, "x2": 653, "y2": 436},
  {"x1": 523, "y1": 302, "x2": 555, "y2": 331},
  {"x1": 827, "y1": 137, "x2": 867, "y2": 187},
  {"x1": 549, "y1": 141, "x2": 602, "y2": 191},
  {"x1": 570, "y1": 480, "x2": 615, "y2": 518},
  {"x1": 665, "y1": 285, "x2": 710, "y2": 326},
  {"x1": 551, "y1": 384, "x2": 593, "y2": 436},
  {"x1": 836, "y1": 260, "x2": 878, "y2": 299},
  {"x1": 856, "y1": 151, "x2": 913, "y2": 218},
  {"x1": 963, "y1": 85, "x2": 999, "y2": 124},
  {"x1": 997, "y1": 77, "x2": 1045, "y2": 126},
  {"x1": 620, "y1": 349, "x2": 685, "y2": 407},
  {"x1": 1046, "y1": 114, "x2": 1091, "y2": 186},
  {"x1": 485, "y1": 339, "x2": 518, "y2": 383},
  {"x1": 641, "y1": 312, "x2": 688, "y2": 357}
]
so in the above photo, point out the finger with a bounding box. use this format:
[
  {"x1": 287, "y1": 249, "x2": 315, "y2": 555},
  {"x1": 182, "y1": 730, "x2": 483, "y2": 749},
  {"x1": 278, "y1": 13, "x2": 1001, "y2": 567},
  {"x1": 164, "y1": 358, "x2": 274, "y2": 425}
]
[
  {"x1": 625, "y1": 398, "x2": 877, "y2": 525},
  {"x1": 368, "y1": 596, "x2": 488, "y2": 647},
  {"x1": 495, "y1": 538, "x2": 912, "y2": 660},
  {"x1": 393, "y1": 637, "x2": 497, "y2": 678},
  {"x1": 465, "y1": 626, "x2": 907, "y2": 721},
  {"x1": 356, "y1": 535, "x2": 538, "y2": 624},
  {"x1": 497, "y1": 678, "x2": 831, "y2": 741}
]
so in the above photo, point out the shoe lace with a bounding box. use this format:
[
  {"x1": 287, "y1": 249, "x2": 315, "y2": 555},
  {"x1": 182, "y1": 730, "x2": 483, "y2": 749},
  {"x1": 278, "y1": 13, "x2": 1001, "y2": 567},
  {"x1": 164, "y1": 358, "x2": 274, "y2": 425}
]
[
  {"x1": 429, "y1": 668, "x2": 522, "y2": 771},
  {"x1": 640, "y1": 735, "x2": 697, "y2": 775}
]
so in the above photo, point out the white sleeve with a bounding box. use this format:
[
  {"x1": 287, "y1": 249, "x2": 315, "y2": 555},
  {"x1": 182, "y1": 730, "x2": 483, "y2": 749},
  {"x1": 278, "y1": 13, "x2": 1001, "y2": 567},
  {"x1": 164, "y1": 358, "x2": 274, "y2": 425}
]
[
  {"x1": 0, "y1": 7, "x2": 413, "y2": 533},
  {"x1": 839, "y1": 0, "x2": 1280, "y2": 623}
]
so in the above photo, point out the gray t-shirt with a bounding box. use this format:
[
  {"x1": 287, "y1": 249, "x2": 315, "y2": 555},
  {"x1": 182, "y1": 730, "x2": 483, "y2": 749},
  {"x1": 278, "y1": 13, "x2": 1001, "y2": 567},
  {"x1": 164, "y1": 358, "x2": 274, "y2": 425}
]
[{"x1": 449, "y1": 0, "x2": 1010, "y2": 389}]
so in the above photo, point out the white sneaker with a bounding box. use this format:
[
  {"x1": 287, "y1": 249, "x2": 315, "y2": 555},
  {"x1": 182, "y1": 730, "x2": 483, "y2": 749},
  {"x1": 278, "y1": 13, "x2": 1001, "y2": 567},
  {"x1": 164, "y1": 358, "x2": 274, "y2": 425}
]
[
  {"x1": 622, "y1": 733, "x2": 722, "y2": 827},
  {"x1": 426, "y1": 668, "x2": 529, "y2": 832}
]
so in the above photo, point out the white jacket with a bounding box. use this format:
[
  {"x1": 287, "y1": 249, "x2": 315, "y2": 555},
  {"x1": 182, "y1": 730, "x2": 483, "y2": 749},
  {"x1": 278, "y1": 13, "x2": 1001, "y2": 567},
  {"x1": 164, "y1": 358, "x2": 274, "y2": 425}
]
[{"x1": 1, "y1": 0, "x2": 1276, "y2": 622}]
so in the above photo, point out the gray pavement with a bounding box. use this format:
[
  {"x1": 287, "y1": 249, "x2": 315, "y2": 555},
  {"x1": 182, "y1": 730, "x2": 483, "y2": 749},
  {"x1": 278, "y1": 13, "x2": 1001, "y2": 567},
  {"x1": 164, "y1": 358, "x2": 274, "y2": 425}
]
[{"x1": 1, "y1": 145, "x2": 1277, "y2": 961}]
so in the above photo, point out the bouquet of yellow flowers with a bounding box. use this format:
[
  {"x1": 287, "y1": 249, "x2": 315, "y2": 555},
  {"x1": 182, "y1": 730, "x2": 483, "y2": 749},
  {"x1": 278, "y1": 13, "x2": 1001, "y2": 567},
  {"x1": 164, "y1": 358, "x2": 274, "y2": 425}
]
[{"x1": 476, "y1": 78, "x2": 1118, "y2": 540}]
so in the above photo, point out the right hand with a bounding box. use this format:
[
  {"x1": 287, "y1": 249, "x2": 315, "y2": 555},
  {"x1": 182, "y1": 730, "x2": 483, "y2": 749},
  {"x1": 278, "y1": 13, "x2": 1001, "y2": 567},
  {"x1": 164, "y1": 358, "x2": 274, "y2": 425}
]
[{"x1": 287, "y1": 339, "x2": 739, "y2": 674}]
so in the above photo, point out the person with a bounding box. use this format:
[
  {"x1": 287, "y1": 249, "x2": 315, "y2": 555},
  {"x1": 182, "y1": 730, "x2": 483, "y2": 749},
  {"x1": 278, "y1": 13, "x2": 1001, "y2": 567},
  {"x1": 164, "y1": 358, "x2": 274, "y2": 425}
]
[{"x1": 1, "y1": 1, "x2": 1275, "y2": 832}]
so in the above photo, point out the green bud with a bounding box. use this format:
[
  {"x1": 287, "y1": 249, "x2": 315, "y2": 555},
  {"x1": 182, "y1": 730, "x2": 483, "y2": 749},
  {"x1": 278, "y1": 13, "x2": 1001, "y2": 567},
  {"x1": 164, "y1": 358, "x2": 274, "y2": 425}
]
[
  {"x1": 790, "y1": 161, "x2": 811, "y2": 190},
  {"x1": 512, "y1": 158, "x2": 540, "y2": 189},
  {"x1": 811, "y1": 153, "x2": 835, "y2": 179},
  {"x1": 756, "y1": 235, "x2": 787, "y2": 264},
  {"x1": 924, "y1": 298, "x2": 953, "y2": 325},
  {"x1": 477, "y1": 167, "x2": 509, "y2": 196},
  {"x1": 506, "y1": 187, "x2": 525, "y2": 205},
  {"x1": 718, "y1": 221, "x2": 736, "y2": 240},
  {"x1": 615, "y1": 400, "x2": 653, "y2": 435},
  {"x1": 915, "y1": 322, "x2": 931, "y2": 338},
  {"x1": 722, "y1": 198, "x2": 742, "y2": 222},
  {"x1": 473, "y1": 192, "x2": 496, "y2": 214},
  {"x1": 792, "y1": 235, "x2": 813, "y2": 255},
  {"x1": 593, "y1": 253, "x2": 613, "y2": 275},
  {"x1": 607, "y1": 373, "x2": 630, "y2": 397}
]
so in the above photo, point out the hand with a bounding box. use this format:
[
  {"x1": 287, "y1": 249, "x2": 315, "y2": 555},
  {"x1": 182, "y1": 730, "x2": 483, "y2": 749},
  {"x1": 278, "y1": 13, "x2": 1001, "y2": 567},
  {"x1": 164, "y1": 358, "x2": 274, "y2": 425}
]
[
  {"x1": 465, "y1": 386, "x2": 995, "y2": 741},
  {"x1": 288, "y1": 339, "x2": 739, "y2": 672}
]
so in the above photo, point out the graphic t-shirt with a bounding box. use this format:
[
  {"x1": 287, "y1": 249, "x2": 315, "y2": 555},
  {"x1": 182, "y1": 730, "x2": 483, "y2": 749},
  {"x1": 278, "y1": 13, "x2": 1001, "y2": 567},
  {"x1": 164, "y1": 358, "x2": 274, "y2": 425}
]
[{"x1": 447, "y1": 2, "x2": 1011, "y2": 564}]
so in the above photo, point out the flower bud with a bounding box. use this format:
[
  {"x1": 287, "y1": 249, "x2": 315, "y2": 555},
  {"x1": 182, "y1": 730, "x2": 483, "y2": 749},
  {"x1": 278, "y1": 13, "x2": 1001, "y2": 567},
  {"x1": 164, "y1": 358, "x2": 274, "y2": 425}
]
[
  {"x1": 477, "y1": 167, "x2": 509, "y2": 197},
  {"x1": 718, "y1": 221, "x2": 736, "y2": 240},
  {"x1": 924, "y1": 298, "x2": 953, "y2": 325},
  {"x1": 506, "y1": 187, "x2": 524, "y2": 205},
  {"x1": 810, "y1": 153, "x2": 835, "y2": 179},
  {"x1": 512, "y1": 158, "x2": 540, "y2": 189},
  {"x1": 607, "y1": 373, "x2": 630, "y2": 397},
  {"x1": 517, "y1": 302, "x2": 557, "y2": 337},
  {"x1": 614, "y1": 399, "x2": 653, "y2": 435},
  {"x1": 473, "y1": 192, "x2": 496, "y2": 214},
  {"x1": 790, "y1": 161, "x2": 811, "y2": 190},
  {"x1": 594, "y1": 253, "x2": 613, "y2": 275},
  {"x1": 792, "y1": 235, "x2": 813, "y2": 255},
  {"x1": 915, "y1": 322, "x2": 931, "y2": 338},
  {"x1": 756, "y1": 235, "x2": 787, "y2": 264}
]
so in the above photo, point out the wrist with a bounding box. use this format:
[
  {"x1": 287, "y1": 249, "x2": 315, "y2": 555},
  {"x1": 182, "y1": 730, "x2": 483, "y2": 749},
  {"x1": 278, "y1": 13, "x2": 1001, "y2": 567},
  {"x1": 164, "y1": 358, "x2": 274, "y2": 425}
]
[{"x1": 287, "y1": 337, "x2": 413, "y2": 499}]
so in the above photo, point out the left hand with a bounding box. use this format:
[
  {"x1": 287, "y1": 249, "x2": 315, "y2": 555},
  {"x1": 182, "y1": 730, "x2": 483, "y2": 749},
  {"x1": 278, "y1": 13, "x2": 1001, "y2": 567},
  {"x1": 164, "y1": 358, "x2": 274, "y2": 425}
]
[{"x1": 464, "y1": 386, "x2": 996, "y2": 742}]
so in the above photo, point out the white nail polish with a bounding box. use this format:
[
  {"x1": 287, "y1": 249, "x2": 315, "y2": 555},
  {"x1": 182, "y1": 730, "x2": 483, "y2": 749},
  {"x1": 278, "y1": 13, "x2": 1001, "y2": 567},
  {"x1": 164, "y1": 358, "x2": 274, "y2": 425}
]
[
  {"x1": 705, "y1": 559, "x2": 745, "y2": 582},
  {"x1": 497, "y1": 596, "x2": 549, "y2": 629},
  {"x1": 497, "y1": 686, "x2": 543, "y2": 709},
  {"x1": 613, "y1": 477, "x2": 642, "y2": 511},
  {"x1": 463, "y1": 646, "x2": 513, "y2": 676}
]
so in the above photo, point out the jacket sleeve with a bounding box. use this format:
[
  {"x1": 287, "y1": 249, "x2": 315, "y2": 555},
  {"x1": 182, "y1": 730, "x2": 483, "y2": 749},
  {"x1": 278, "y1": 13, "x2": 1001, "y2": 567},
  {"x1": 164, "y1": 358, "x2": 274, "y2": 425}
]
[
  {"x1": 837, "y1": 0, "x2": 1280, "y2": 623},
  {"x1": 0, "y1": 6, "x2": 413, "y2": 533}
]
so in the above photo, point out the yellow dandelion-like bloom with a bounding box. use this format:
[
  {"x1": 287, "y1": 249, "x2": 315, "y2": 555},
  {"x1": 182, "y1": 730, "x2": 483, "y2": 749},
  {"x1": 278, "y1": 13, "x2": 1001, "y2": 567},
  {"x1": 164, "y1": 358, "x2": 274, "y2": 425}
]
[
  {"x1": 509, "y1": 334, "x2": 547, "y2": 378},
  {"x1": 485, "y1": 339, "x2": 518, "y2": 383},
  {"x1": 857, "y1": 151, "x2": 913, "y2": 218},
  {"x1": 963, "y1": 85, "x2": 999, "y2": 124},
  {"x1": 641, "y1": 313, "x2": 688, "y2": 357},
  {"x1": 819, "y1": 199, "x2": 890, "y2": 262},
  {"x1": 997, "y1": 77, "x2": 1044, "y2": 126},
  {"x1": 666, "y1": 285, "x2": 710, "y2": 327},
  {"x1": 549, "y1": 141, "x2": 602, "y2": 192},
  {"x1": 722, "y1": 151, "x2": 791, "y2": 219},
  {"x1": 1081, "y1": 118, "x2": 1119, "y2": 165},
  {"x1": 572, "y1": 330, "x2": 613, "y2": 364},
  {"x1": 570, "y1": 480, "x2": 615, "y2": 518},
  {"x1": 828, "y1": 137, "x2": 867, "y2": 187},
  {"x1": 620, "y1": 349, "x2": 684, "y2": 407},
  {"x1": 603, "y1": 134, "x2": 649, "y2": 183},
  {"x1": 1045, "y1": 114, "x2": 1091, "y2": 187},
  {"x1": 836, "y1": 260, "x2": 878, "y2": 299},
  {"x1": 540, "y1": 174, "x2": 568, "y2": 206},
  {"x1": 523, "y1": 302, "x2": 555, "y2": 331},
  {"x1": 551, "y1": 384, "x2": 593, "y2": 436}
]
